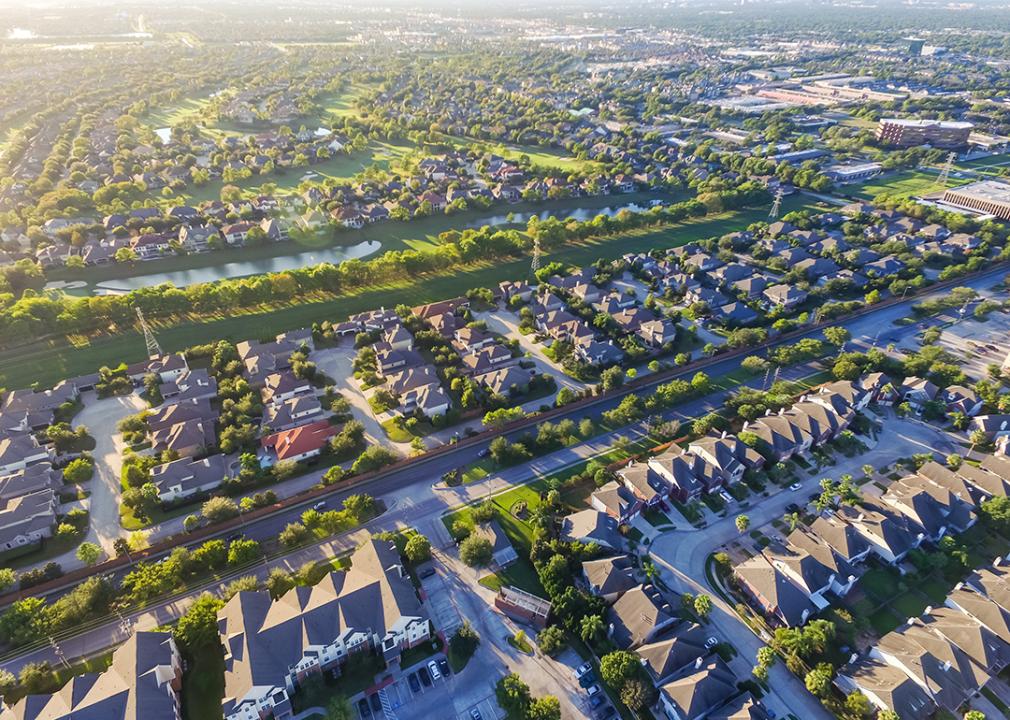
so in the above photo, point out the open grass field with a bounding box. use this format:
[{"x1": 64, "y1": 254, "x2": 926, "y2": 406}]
[
  {"x1": 0, "y1": 195, "x2": 816, "y2": 389},
  {"x1": 848, "y1": 169, "x2": 960, "y2": 200},
  {"x1": 141, "y1": 93, "x2": 216, "y2": 130}
]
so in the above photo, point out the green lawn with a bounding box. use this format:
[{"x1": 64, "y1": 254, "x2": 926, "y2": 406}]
[
  {"x1": 1, "y1": 197, "x2": 816, "y2": 390},
  {"x1": 848, "y1": 169, "x2": 968, "y2": 200},
  {"x1": 868, "y1": 606, "x2": 902, "y2": 636},
  {"x1": 182, "y1": 644, "x2": 225, "y2": 720},
  {"x1": 858, "y1": 566, "x2": 901, "y2": 603}
]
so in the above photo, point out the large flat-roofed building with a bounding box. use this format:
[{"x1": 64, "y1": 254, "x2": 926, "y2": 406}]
[
  {"x1": 876, "y1": 118, "x2": 973, "y2": 148},
  {"x1": 940, "y1": 180, "x2": 1010, "y2": 220},
  {"x1": 825, "y1": 162, "x2": 882, "y2": 184}
]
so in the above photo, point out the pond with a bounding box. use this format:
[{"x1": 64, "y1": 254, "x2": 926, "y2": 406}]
[{"x1": 93, "y1": 240, "x2": 381, "y2": 293}]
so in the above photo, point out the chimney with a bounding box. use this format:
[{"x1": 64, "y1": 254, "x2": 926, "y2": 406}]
[
  {"x1": 695, "y1": 656, "x2": 704, "y2": 669},
  {"x1": 849, "y1": 653, "x2": 859, "y2": 664}
]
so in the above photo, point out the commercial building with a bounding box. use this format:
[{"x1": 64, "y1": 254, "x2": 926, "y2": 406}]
[
  {"x1": 876, "y1": 118, "x2": 973, "y2": 148},
  {"x1": 940, "y1": 180, "x2": 1010, "y2": 220},
  {"x1": 824, "y1": 162, "x2": 883, "y2": 184}
]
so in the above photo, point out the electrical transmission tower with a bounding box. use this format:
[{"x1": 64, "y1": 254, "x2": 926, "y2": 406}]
[
  {"x1": 768, "y1": 187, "x2": 784, "y2": 218},
  {"x1": 531, "y1": 236, "x2": 542, "y2": 277},
  {"x1": 136, "y1": 308, "x2": 162, "y2": 359},
  {"x1": 937, "y1": 151, "x2": 957, "y2": 187}
]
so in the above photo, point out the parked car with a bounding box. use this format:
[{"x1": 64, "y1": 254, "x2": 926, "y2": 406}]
[
  {"x1": 408, "y1": 673, "x2": 421, "y2": 693},
  {"x1": 470, "y1": 709, "x2": 483, "y2": 720},
  {"x1": 313, "y1": 501, "x2": 327, "y2": 511},
  {"x1": 437, "y1": 657, "x2": 450, "y2": 676},
  {"x1": 789, "y1": 482, "x2": 803, "y2": 492},
  {"x1": 357, "y1": 698, "x2": 372, "y2": 719},
  {"x1": 590, "y1": 694, "x2": 605, "y2": 709},
  {"x1": 428, "y1": 660, "x2": 441, "y2": 681},
  {"x1": 418, "y1": 666, "x2": 432, "y2": 687},
  {"x1": 419, "y1": 566, "x2": 436, "y2": 579},
  {"x1": 586, "y1": 684, "x2": 602, "y2": 698},
  {"x1": 578, "y1": 670, "x2": 597, "y2": 688},
  {"x1": 369, "y1": 694, "x2": 382, "y2": 712},
  {"x1": 575, "y1": 662, "x2": 593, "y2": 679}
]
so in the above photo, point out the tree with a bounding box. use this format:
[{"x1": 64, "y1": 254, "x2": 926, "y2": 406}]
[
  {"x1": 227, "y1": 538, "x2": 261, "y2": 565},
  {"x1": 805, "y1": 662, "x2": 834, "y2": 698},
  {"x1": 324, "y1": 697, "x2": 353, "y2": 720},
  {"x1": 127, "y1": 530, "x2": 149, "y2": 552},
  {"x1": 202, "y1": 496, "x2": 239, "y2": 524},
  {"x1": 113, "y1": 537, "x2": 130, "y2": 557},
  {"x1": 599, "y1": 650, "x2": 639, "y2": 688},
  {"x1": 963, "y1": 711, "x2": 986, "y2": 720},
  {"x1": 0, "y1": 568, "x2": 15, "y2": 592},
  {"x1": 844, "y1": 691, "x2": 872, "y2": 717},
  {"x1": 620, "y1": 678, "x2": 653, "y2": 711},
  {"x1": 693, "y1": 594, "x2": 712, "y2": 619},
  {"x1": 735, "y1": 514, "x2": 750, "y2": 533},
  {"x1": 449, "y1": 621, "x2": 480, "y2": 665},
  {"x1": 495, "y1": 673, "x2": 532, "y2": 720},
  {"x1": 824, "y1": 326, "x2": 850, "y2": 348},
  {"x1": 537, "y1": 626, "x2": 566, "y2": 656},
  {"x1": 580, "y1": 613, "x2": 605, "y2": 645},
  {"x1": 266, "y1": 567, "x2": 295, "y2": 599},
  {"x1": 279, "y1": 522, "x2": 310, "y2": 547},
  {"x1": 173, "y1": 593, "x2": 225, "y2": 651},
  {"x1": 62, "y1": 457, "x2": 94, "y2": 483},
  {"x1": 18, "y1": 662, "x2": 53, "y2": 695},
  {"x1": 527, "y1": 696, "x2": 561, "y2": 720},
  {"x1": 0, "y1": 668, "x2": 15, "y2": 699},
  {"x1": 403, "y1": 534, "x2": 432, "y2": 564},
  {"x1": 459, "y1": 534, "x2": 492, "y2": 567},
  {"x1": 76, "y1": 542, "x2": 101, "y2": 566}
]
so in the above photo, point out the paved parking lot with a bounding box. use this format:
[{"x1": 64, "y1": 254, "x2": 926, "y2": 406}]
[
  {"x1": 454, "y1": 695, "x2": 502, "y2": 720},
  {"x1": 419, "y1": 561, "x2": 462, "y2": 635}
]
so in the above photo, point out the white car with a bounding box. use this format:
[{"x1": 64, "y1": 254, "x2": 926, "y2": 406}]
[
  {"x1": 789, "y1": 483, "x2": 803, "y2": 492},
  {"x1": 705, "y1": 636, "x2": 719, "y2": 649},
  {"x1": 575, "y1": 662, "x2": 593, "y2": 679},
  {"x1": 586, "y1": 684, "x2": 601, "y2": 697},
  {"x1": 428, "y1": 660, "x2": 441, "y2": 681}
]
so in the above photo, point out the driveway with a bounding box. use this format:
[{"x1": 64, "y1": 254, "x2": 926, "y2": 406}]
[
  {"x1": 475, "y1": 308, "x2": 585, "y2": 394},
  {"x1": 312, "y1": 343, "x2": 413, "y2": 454},
  {"x1": 433, "y1": 547, "x2": 592, "y2": 719}
]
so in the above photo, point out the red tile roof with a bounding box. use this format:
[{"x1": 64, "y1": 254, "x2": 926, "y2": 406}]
[{"x1": 261, "y1": 420, "x2": 338, "y2": 461}]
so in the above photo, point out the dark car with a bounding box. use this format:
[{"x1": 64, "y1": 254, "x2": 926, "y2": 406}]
[
  {"x1": 437, "y1": 657, "x2": 450, "y2": 676},
  {"x1": 369, "y1": 694, "x2": 382, "y2": 712},
  {"x1": 590, "y1": 694, "x2": 605, "y2": 709},
  {"x1": 226, "y1": 532, "x2": 244, "y2": 542},
  {"x1": 408, "y1": 673, "x2": 421, "y2": 693},
  {"x1": 597, "y1": 706, "x2": 617, "y2": 719},
  {"x1": 418, "y1": 666, "x2": 432, "y2": 687},
  {"x1": 357, "y1": 698, "x2": 372, "y2": 719},
  {"x1": 419, "y1": 566, "x2": 437, "y2": 579}
]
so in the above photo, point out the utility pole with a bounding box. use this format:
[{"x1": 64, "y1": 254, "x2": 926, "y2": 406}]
[
  {"x1": 768, "y1": 187, "x2": 784, "y2": 219},
  {"x1": 136, "y1": 308, "x2": 162, "y2": 359},
  {"x1": 530, "y1": 235, "x2": 542, "y2": 278}
]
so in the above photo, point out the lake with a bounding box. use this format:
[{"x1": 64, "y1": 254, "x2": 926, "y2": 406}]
[
  {"x1": 93, "y1": 240, "x2": 381, "y2": 293},
  {"x1": 82, "y1": 196, "x2": 668, "y2": 293}
]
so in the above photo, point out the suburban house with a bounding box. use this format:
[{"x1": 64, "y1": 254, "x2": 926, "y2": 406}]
[
  {"x1": 582, "y1": 555, "x2": 637, "y2": 602},
  {"x1": 657, "y1": 657, "x2": 740, "y2": 720},
  {"x1": 259, "y1": 420, "x2": 339, "y2": 467},
  {"x1": 218, "y1": 539, "x2": 429, "y2": 720},
  {"x1": 474, "y1": 520, "x2": 519, "y2": 570},
  {"x1": 559, "y1": 508, "x2": 622, "y2": 550},
  {"x1": 0, "y1": 631, "x2": 182, "y2": 720},
  {"x1": 608, "y1": 584, "x2": 678, "y2": 649},
  {"x1": 151, "y1": 455, "x2": 230, "y2": 504},
  {"x1": 734, "y1": 554, "x2": 816, "y2": 627}
]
